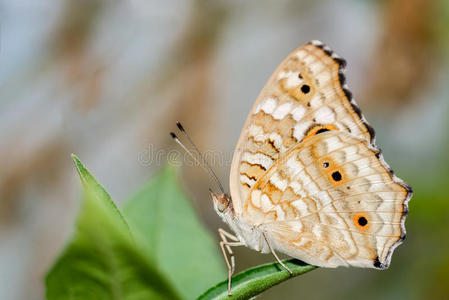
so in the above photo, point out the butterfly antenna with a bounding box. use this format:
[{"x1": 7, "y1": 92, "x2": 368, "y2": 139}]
[
  {"x1": 170, "y1": 132, "x2": 199, "y2": 163},
  {"x1": 171, "y1": 131, "x2": 212, "y2": 181},
  {"x1": 171, "y1": 122, "x2": 225, "y2": 194}
]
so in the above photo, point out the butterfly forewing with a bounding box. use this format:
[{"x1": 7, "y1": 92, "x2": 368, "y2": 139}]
[{"x1": 230, "y1": 41, "x2": 375, "y2": 215}]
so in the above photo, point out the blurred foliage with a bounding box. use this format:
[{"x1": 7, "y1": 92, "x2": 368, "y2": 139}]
[
  {"x1": 46, "y1": 156, "x2": 180, "y2": 299},
  {"x1": 46, "y1": 156, "x2": 226, "y2": 299},
  {"x1": 123, "y1": 165, "x2": 226, "y2": 299}
]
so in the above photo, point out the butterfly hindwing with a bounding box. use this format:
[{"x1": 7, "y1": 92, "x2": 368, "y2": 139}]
[{"x1": 242, "y1": 130, "x2": 410, "y2": 269}]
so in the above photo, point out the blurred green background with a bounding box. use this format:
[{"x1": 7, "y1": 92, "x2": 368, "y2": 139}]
[{"x1": 1, "y1": 0, "x2": 449, "y2": 299}]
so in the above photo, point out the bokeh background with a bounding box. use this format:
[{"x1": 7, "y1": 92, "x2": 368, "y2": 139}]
[{"x1": 1, "y1": 0, "x2": 449, "y2": 299}]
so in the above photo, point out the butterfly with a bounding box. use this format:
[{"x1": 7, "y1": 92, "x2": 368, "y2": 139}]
[{"x1": 172, "y1": 40, "x2": 412, "y2": 296}]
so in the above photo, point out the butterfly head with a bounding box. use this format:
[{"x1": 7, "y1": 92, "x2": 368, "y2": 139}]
[{"x1": 210, "y1": 189, "x2": 232, "y2": 213}]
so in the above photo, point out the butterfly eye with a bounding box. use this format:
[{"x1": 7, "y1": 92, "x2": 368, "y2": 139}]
[
  {"x1": 331, "y1": 171, "x2": 342, "y2": 181},
  {"x1": 358, "y1": 216, "x2": 368, "y2": 226},
  {"x1": 301, "y1": 84, "x2": 310, "y2": 94}
]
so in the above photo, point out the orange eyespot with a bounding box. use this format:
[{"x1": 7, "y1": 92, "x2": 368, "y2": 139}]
[
  {"x1": 353, "y1": 213, "x2": 370, "y2": 230},
  {"x1": 328, "y1": 169, "x2": 345, "y2": 185},
  {"x1": 301, "y1": 84, "x2": 310, "y2": 94},
  {"x1": 358, "y1": 217, "x2": 368, "y2": 226},
  {"x1": 279, "y1": 73, "x2": 315, "y2": 101},
  {"x1": 331, "y1": 171, "x2": 342, "y2": 181}
]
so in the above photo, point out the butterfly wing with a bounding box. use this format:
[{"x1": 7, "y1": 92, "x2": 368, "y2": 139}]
[
  {"x1": 244, "y1": 130, "x2": 411, "y2": 269},
  {"x1": 230, "y1": 41, "x2": 375, "y2": 215},
  {"x1": 229, "y1": 41, "x2": 411, "y2": 268}
]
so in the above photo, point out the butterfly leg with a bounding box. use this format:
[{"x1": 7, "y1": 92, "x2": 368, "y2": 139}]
[
  {"x1": 219, "y1": 229, "x2": 240, "y2": 273},
  {"x1": 262, "y1": 231, "x2": 293, "y2": 275},
  {"x1": 218, "y1": 228, "x2": 244, "y2": 296}
]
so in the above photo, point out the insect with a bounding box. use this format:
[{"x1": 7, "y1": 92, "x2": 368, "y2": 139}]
[{"x1": 171, "y1": 40, "x2": 412, "y2": 296}]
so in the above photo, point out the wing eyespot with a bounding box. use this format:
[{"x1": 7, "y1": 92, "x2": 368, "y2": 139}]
[
  {"x1": 353, "y1": 213, "x2": 370, "y2": 231},
  {"x1": 331, "y1": 171, "x2": 342, "y2": 181},
  {"x1": 358, "y1": 216, "x2": 368, "y2": 226},
  {"x1": 301, "y1": 84, "x2": 310, "y2": 94},
  {"x1": 303, "y1": 125, "x2": 338, "y2": 142},
  {"x1": 315, "y1": 128, "x2": 330, "y2": 134}
]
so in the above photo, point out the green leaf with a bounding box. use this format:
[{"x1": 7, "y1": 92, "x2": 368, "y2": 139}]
[
  {"x1": 197, "y1": 259, "x2": 316, "y2": 300},
  {"x1": 123, "y1": 165, "x2": 226, "y2": 299},
  {"x1": 45, "y1": 155, "x2": 181, "y2": 300}
]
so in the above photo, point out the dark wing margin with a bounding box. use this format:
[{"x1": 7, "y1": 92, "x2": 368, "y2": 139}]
[{"x1": 308, "y1": 40, "x2": 413, "y2": 269}]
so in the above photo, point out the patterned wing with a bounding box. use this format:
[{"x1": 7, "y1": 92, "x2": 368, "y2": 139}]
[
  {"x1": 243, "y1": 130, "x2": 412, "y2": 269},
  {"x1": 230, "y1": 41, "x2": 375, "y2": 214}
]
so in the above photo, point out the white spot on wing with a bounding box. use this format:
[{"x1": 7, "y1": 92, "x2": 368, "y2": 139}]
[
  {"x1": 310, "y1": 40, "x2": 323, "y2": 46},
  {"x1": 251, "y1": 190, "x2": 262, "y2": 208},
  {"x1": 249, "y1": 125, "x2": 266, "y2": 142},
  {"x1": 261, "y1": 194, "x2": 273, "y2": 212},
  {"x1": 289, "y1": 181, "x2": 302, "y2": 194},
  {"x1": 241, "y1": 152, "x2": 273, "y2": 170},
  {"x1": 273, "y1": 205, "x2": 285, "y2": 220},
  {"x1": 284, "y1": 72, "x2": 304, "y2": 89},
  {"x1": 249, "y1": 125, "x2": 263, "y2": 137},
  {"x1": 270, "y1": 172, "x2": 288, "y2": 191},
  {"x1": 286, "y1": 156, "x2": 303, "y2": 176},
  {"x1": 314, "y1": 106, "x2": 335, "y2": 123},
  {"x1": 296, "y1": 50, "x2": 307, "y2": 60},
  {"x1": 277, "y1": 71, "x2": 288, "y2": 80},
  {"x1": 309, "y1": 61, "x2": 326, "y2": 75},
  {"x1": 260, "y1": 97, "x2": 277, "y2": 114},
  {"x1": 273, "y1": 102, "x2": 293, "y2": 120},
  {"x1": 248, "y1": 126, "x2": 286, "y2": 152},
  {"x1": 308, "y1": 61, "x2": 323, "y2": 74},
  {"x1": 303, "y1": 55, "x2": 315, "y2": 65},
  {"x1": 291, "y1": 199, "x2": 309, "y2": 215},
  {"x1": 268, "y1": 132, "x2": 285, "y2": 152},
  {"x1": 240, "y1": 174, "x2": 256, "y2": 187},
  {"x1": 310, "y1": 95, "x2": 323, "y2": 108},
  {"x1": 291, "y1": 104, "x2": 306, "y2": 121},
  {"x1": 293, "y1": 121, "x2": 312, "y2": 141}
]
